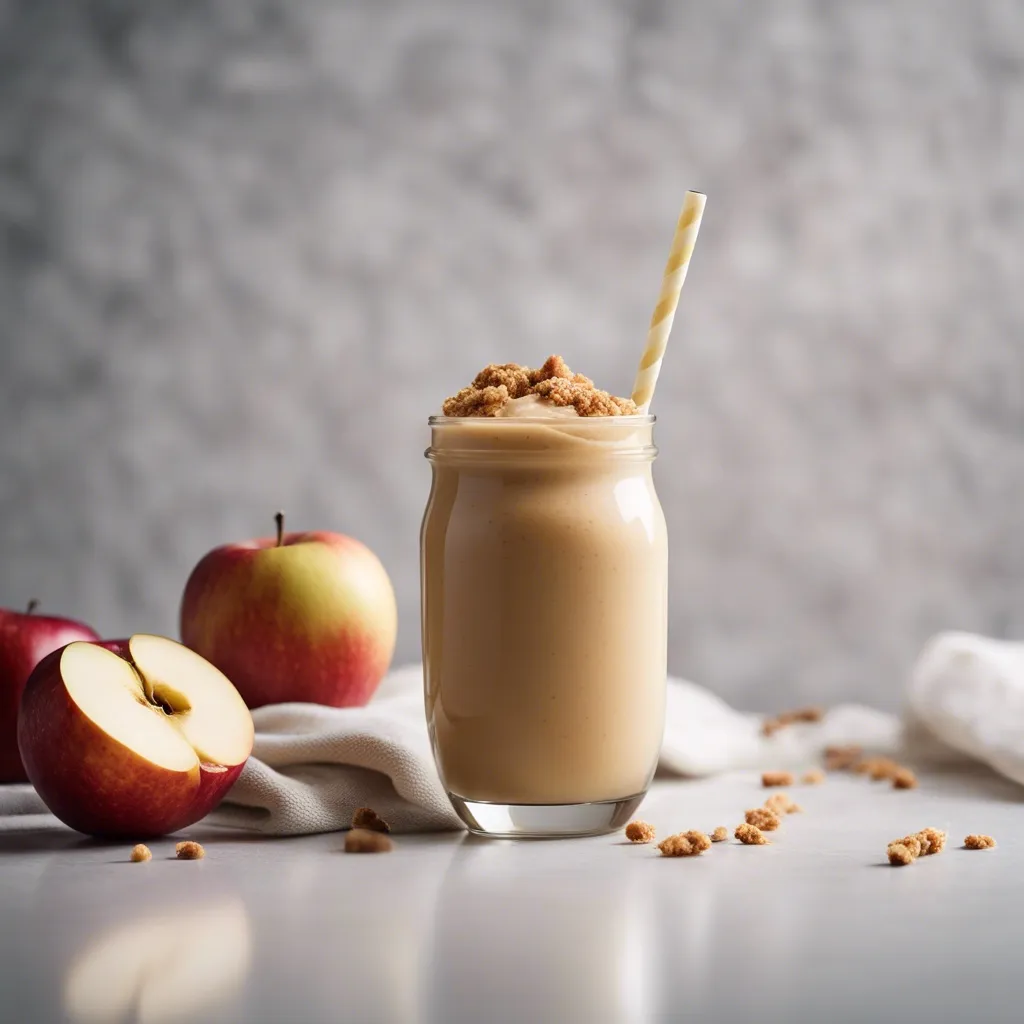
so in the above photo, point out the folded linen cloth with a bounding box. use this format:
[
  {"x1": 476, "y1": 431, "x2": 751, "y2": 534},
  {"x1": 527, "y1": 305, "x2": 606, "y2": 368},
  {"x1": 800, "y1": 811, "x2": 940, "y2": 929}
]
[
  {"x1": 906, "y1": 632, "x2": 1024, "y2": 785},
  {"x1": 0, "y1": 632, "x2": 1018, "y2": 835}
]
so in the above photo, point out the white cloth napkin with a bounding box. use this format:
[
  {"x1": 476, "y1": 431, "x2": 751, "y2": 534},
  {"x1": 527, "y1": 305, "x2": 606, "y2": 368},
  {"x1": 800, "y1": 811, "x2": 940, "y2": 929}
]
[{"x1": 1, "y1": 631, "x2": 1020, "y2": 835}]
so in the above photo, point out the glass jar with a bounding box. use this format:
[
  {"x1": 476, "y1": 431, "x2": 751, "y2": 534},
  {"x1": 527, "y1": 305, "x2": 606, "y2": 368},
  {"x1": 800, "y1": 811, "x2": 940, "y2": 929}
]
[{"x1": 421, "y1": 415, "x2": 667, "y2": 837}]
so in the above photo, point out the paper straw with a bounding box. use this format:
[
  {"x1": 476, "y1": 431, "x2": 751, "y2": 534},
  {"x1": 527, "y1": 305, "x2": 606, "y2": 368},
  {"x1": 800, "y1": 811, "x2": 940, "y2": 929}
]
[{"x1": 630, "y1": 191, "x2": 706, "y2": 412}]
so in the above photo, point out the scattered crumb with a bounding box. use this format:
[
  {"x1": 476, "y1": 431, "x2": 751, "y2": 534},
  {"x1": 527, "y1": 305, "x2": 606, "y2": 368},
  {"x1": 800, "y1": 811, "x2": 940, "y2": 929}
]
[
  {"x1": 896, "y1": 835, "x2": 923, "y2": 858},
  {"x1": 762, "y1": 706, "x2": 825, "y2": 736},
  {"x1": 658, "y1": 831, "x2": 711, "y2": 857},
  {"x1": 915, "y1": 827, "x2": 947, "y2": 855},
  {"x1": 964, "y1": 834, "x2": 996, "y2": 850},
  {"x1": 682, "y1": 830, "x2": 713, "y2": 853},
  {"x1": 802, "y1": 769, "x2": 825, "y2": 785},
  {"x1": 745, "y1": 807, "x2": 781, "y2": 831},
  {"x1": 352, "y1": 807, "x2": 391, "y2": 833},
  {"x1": 762, "y1": 771, "x2": 795, "y2": 787},
  {"x1": 711, "y1": 827, "x2": 729, "y2": 843},
  {"x1": 130, "y1": 844, "x2": 152, "y2": 863},
  {"x1": 175, "y1": 841, "x2": 205, "y2": 861},
  {"x1": 887, "y1": 842, "x2": 916, "y2": 866},
  {"x1": 442, "y1": 355, "x2": 637, "y2": 417},
  {"x1": 625, "y1": 820, "x2": 656, "y2": 844},
  {"x1": 892, "y1": 768, "x2": 918, "y2": 790},
  {"x1": 345, "y1": 828, "x2": 394, "y2": 854},
  {"x1": 735, "y1": 823, "x2": 770, "y2": 846},
  {"x1": 867, "y1": 758, "x2": 902, "y2": 781},
  {"x1": 765, "y1": 792, "x2": 802, "y2": 815},
  {"x1": 824, "y1": 745, "x2": 863, "y2": 771}
]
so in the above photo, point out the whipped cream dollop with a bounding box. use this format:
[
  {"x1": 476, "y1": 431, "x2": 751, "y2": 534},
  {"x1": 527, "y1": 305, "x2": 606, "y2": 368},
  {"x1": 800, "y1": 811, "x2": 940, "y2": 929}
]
[{"x1": 496, "y1": 394, "x2": 580, "y2": 419}]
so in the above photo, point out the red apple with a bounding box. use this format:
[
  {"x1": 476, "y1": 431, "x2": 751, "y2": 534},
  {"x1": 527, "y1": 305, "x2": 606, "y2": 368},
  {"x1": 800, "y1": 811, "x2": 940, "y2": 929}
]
[
  {"x1": 179, "y1": 513, "x2": 397, "y2": 709},
  {"x1": 18, "y1": 634, "x2": 254, "y2": 837},
  {"x1": 0, "y1": 601, "x2": 100, "y2": 783}
]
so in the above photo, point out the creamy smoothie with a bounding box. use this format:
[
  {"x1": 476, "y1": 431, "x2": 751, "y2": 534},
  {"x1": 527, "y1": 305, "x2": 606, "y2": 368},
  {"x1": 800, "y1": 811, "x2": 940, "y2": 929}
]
[{"x1": 421, "y1": 356, "x2": 668, "y2": 836}]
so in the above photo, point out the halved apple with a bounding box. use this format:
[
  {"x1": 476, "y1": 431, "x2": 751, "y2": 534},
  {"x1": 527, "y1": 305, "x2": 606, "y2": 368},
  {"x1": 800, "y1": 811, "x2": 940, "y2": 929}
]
[{"x1": 18, "y1": 634, "x2": 254, "y2": 838}]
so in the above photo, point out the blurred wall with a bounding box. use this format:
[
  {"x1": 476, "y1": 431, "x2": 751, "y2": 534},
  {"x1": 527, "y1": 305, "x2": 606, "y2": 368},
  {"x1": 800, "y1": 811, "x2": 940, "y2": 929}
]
[{"x1": 1, "y1": 0, "x2": 1022, "y2": 711}]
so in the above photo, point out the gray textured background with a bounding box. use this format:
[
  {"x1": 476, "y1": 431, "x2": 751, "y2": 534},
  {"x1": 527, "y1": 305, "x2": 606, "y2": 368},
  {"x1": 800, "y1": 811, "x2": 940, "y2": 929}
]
[{"x1": 1, "y1": 0, "x2": 1022, "y2": 712}]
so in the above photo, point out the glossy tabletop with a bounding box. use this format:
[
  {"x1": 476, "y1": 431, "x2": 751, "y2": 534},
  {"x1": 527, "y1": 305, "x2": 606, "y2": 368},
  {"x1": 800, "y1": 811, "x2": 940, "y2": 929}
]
[{"x1": 1, "y1": 767, "x2": 1019, "y2": 1024}]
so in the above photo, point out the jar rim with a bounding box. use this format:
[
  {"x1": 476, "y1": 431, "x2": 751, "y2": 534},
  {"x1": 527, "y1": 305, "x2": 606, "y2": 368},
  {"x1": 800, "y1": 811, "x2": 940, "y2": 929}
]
[{"x1": 427, "y1": 414, "x2": 656, "y2": 425}]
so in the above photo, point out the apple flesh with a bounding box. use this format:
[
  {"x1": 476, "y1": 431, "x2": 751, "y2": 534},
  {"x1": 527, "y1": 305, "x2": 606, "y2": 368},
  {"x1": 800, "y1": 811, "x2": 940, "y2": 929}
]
[
  {"x1": 0, "y1": 603, "x2": 100, "y2": 783},
  {"x1": 180, "y1": 516, "x2": 397, "y2": 709},
  {"x1": 18, "y1": 634, "x2": 254, "y2": 837}
]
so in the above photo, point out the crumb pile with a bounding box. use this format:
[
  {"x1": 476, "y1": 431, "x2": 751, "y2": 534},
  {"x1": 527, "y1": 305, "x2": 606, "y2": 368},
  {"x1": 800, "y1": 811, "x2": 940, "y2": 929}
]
[
  {"x1": 711, "y1": 827, "x2": 729, "y2": 843},
  {"x1": 175, "y1": 840, "x2": 205, "y2": 860},
  {"x1": 130, "y1": 844, "x2": 152, "y2": 863},
  {"x1": 442, "y1": 355, "x2": 637, "y2": 417},
  {"x1": 761, "y1": 771, "x2": 794, "y2": 788}
]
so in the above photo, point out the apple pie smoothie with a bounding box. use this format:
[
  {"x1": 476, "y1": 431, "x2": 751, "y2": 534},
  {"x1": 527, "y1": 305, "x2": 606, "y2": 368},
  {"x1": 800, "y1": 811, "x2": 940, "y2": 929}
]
[{"x1": 421, "y1": 357, "x2": 667, "y2": 837}]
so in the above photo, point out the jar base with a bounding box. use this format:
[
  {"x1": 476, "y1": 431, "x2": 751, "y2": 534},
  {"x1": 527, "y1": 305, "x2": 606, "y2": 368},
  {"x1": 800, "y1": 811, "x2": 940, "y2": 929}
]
[{"x1": 448, "y1": 791, "x2": 647, "y2": 839}]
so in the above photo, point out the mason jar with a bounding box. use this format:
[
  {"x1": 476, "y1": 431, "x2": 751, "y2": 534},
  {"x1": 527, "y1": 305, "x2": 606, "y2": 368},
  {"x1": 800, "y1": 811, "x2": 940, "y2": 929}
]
[{"x1": 421, "y1": 414, "x2": 667, "y2": 837}]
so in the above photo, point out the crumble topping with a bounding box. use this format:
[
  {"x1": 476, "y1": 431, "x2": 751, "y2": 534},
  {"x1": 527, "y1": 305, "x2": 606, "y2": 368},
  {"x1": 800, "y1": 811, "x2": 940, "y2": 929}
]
[
  {"x1": 711, "y1": 827, "x2": 729, "y2": 843},
  {"x1": 130, "y1": 844, "x2": 152, "y2": 863},
  {"x1": 442, "y1": 355, "x2": 637, "y2": 417},
  {"x1": 762, "y1": 771, "x2": 795, "y2": 788},
  {"x1": 175, "y1": 841, "x2": 205, "y2": 860}
]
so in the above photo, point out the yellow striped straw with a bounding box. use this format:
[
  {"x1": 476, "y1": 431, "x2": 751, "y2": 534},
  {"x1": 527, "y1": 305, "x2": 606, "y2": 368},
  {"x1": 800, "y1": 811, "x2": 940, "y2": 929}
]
[{"x1": 630, "y1": 190, "x2": 706, "y2": 412}]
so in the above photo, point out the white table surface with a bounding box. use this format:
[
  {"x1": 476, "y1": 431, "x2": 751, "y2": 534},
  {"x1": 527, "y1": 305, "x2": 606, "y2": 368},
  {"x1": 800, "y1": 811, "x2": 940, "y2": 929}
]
[{"x1": 0, "y1": 767, "x2": 1019, "y2": 1024}]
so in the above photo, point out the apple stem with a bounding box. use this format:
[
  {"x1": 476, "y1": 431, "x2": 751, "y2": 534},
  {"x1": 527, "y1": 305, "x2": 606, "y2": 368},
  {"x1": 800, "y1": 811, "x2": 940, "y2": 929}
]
[
  {"x1": 275, "y1": 510, "x2": 285, "y2": 547},
  {"x1": 26, "y1": 599, "x2": 39, "y2": 615}
]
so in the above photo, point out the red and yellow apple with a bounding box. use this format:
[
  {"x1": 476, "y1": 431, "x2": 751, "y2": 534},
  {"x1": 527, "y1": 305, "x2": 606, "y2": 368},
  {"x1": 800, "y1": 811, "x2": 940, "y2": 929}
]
[
  {"x1": 179, "y1": 513, "x2": 397, "y2": 709},
  {"x1": 18, "y1": 634, "x2": 254, "y2": 837},
  {"x1": 0, "y1": 601, "x2": 100, "y2": 783}
]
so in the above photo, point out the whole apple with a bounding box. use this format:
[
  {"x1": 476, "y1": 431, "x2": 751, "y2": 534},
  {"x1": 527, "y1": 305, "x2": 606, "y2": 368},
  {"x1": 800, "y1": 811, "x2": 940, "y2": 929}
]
[
  {"x1": 0, "y1": 601, "x2": 100, "y2": 783},
  {"x1": 18, "y1": 634, "x2": 254, "y2": 837},
  {"x1": 179, "y1": 513, "x2": 397, "y2": 709}
]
